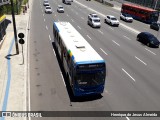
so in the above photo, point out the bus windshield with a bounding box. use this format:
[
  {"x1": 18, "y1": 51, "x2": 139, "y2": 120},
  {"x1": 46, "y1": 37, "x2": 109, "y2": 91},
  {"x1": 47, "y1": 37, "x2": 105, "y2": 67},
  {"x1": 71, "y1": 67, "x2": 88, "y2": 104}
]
[{"x1": 77, "y1": 71, "x2": 105, "y2": 86}]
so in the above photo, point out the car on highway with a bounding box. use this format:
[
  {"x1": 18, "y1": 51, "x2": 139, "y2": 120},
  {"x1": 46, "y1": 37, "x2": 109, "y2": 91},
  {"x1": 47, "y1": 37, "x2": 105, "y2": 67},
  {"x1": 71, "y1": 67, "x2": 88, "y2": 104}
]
[
  {"x1": 45, "y1": 6, "x2": 52, "y2": 13},
  {"x1": 120, "y1": 13, "x2": 133, "y2": 22},
  {"x1": 43, "y1": 1, "x2": 49, "y2": 6},
  {"x1": 104, "y1": 15, "x2": 119, "y2": 26},
  {"x1": 63, "y1": 0, "x2": 71, "y2": 4},
  {"x1": 57, "y1": 5, "x2": 64, "y2": 13},
  {"x1": 150, "y1": 22, "x2": 160, "y2": 31},
  {"x1": 88, "y1": 13, "x2": 100, "y2": 19},
  {"x1": 137, "y1": 32, "x2": 160, "y2": 48},
  {"x1": 88, "y1": 17, "x2": 101, "y2": 28}
]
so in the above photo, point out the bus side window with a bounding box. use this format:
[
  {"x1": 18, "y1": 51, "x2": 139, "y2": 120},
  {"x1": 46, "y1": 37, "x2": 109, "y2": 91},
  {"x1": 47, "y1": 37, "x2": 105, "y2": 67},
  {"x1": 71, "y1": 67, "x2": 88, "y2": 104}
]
[
  {"x1": 55, "y1": 31, "x2": 57, "y2": 39},
  {"x1": 64, "y1": 47, "x2": 67, "y2": 57},
  {"x1": 58, "y1": 36, "x2": 61, "y2": 45}
]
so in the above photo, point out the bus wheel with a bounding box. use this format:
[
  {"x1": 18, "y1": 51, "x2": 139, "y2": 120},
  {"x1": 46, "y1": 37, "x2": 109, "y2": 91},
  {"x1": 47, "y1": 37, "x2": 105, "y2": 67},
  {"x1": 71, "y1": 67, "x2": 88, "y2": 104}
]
[{"x1": 66, "y1": 73, "x2": 69, "y2": 81}]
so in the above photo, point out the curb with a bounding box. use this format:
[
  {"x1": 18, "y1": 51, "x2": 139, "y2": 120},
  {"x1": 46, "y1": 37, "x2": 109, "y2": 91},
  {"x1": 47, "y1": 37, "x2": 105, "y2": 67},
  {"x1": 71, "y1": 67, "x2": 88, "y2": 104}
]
[{"x1": 0, "y1": 35, "x2": 7, "y2": 50}]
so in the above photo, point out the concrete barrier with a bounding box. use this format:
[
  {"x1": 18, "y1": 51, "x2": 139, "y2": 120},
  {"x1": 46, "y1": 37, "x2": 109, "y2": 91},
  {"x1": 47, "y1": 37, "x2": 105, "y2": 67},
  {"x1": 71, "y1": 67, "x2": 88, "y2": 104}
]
[
  {"x1": 104, "y1": 1, "x2": 114, "y2": 7},
  {"x1": 94, "y1": 0, "x2": 114, "y2": 7}
]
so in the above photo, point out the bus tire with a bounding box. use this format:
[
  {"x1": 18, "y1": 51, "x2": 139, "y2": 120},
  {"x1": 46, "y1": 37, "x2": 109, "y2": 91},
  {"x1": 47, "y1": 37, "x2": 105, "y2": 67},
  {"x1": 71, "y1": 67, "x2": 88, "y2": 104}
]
[{"x1": 66, "y1": 73, "x2": 69, "y2": 80}]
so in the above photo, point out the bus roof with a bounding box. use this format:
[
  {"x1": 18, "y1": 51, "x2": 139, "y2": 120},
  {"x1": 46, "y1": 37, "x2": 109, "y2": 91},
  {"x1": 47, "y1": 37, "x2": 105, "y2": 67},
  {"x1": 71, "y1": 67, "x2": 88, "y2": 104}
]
[
  {"x1": 53, "y1": 22, "x2": 105, "y2": 64},
  {"x1": 122, "y1": 3, "x2": 157, "y2": 12}
]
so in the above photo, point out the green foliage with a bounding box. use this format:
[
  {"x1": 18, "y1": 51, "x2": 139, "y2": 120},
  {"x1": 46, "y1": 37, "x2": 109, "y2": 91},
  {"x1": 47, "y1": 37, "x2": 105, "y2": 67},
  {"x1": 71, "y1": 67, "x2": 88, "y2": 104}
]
[
  {"x1": 0, "y1": 0, "x2": 28, "y2": 15},
  {"x1": 23, "y1": 0, "x2": 28, "y2": 5}
]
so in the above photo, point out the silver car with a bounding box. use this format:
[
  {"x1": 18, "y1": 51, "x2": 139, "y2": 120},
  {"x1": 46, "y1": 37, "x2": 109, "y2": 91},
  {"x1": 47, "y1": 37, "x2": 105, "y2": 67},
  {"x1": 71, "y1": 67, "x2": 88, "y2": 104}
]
[
  {"x1": 43, "y1": 1, "x2": 49, "y2": 6},
  {"x1": 57, "y1": 5, "x2": 64, "y2": 13},
  {"x1": 120, "y1": 13, "x2": 133, "y2": 22},
  {"x1": 105, "y1": 15, "x2": 119, "y2": 26},
  {"x1": 88, "y1": 17, "x2": 101, "y2": 28},
  {"x1": 45, "y1": 6, "x2": 52, "y2": 13}
]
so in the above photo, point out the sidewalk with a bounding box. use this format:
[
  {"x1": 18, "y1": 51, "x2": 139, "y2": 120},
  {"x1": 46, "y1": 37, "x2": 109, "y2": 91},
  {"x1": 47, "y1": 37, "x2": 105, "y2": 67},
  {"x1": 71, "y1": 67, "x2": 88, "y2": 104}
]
[{"x1": 0, "y1": 1, "x2": 32, "y2": 119}]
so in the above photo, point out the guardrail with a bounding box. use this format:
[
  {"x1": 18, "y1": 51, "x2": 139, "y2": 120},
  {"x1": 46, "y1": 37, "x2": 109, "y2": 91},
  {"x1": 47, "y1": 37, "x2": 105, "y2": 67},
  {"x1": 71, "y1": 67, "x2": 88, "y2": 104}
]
[{"x1": 94, "y1": 0, "x2": 114, "y2": 7}]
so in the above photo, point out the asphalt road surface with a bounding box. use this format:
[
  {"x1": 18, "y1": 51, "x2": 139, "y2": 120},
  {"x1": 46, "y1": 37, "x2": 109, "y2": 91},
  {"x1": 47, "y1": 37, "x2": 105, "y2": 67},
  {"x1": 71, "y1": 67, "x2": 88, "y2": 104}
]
[{"x1": 28, "y1": 0, "x2": 160, "y2": 120}]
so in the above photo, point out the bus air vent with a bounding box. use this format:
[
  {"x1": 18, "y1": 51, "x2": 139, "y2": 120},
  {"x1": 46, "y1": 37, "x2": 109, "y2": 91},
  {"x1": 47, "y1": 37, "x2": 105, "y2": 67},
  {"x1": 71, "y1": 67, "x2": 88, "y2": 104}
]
[
  {"x1": 67, "y1": 30, "x2": 71, "y2": 33},
  {"x1": 73, "y1": 39, "x2": 78, "y2": 42},
  {"x1": 75, "y1": 43, "x2": 85, "y2": 48},
  {"x1": 60, "y1": 22, "x2": 67, "y2": 26}
]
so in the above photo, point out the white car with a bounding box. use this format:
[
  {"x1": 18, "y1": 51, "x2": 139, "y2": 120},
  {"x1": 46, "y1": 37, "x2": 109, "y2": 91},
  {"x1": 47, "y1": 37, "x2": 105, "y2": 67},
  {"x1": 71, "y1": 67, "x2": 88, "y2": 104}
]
[
  {"x1": 88, "y1": 13, "x2": 100, "y2": 19},
  {"x1": 104, "y1": 15, "x2": 119, "y2": 26},
  {"x1": 88, "y1": 17, "x2": 101, "y2": 28},
  {"x1": 43, "y1": 1, "x2": 49, "y2": 6},
  {"x1": 57, "y1": 5, "x2": 64, "y2": 13},
  {"x1": 120, "y1": 13, "x2": 133, "y2": 22},
  {"x1": 45, "y1": 6, "x2": 52, "y2": 13}
]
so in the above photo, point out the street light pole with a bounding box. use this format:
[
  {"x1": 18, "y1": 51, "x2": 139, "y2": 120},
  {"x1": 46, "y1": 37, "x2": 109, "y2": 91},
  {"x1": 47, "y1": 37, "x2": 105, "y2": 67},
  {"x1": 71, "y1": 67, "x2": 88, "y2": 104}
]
[{"x1": 10, "y1": 0, "x2": 19, "y2": 54}]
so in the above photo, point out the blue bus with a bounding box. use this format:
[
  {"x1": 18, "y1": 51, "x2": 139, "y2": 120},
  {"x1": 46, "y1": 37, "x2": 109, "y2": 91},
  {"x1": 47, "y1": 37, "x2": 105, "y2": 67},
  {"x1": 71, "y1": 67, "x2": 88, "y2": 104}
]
[{"x1": 53, "y1": 22, "x2": 106, "y2": 96}]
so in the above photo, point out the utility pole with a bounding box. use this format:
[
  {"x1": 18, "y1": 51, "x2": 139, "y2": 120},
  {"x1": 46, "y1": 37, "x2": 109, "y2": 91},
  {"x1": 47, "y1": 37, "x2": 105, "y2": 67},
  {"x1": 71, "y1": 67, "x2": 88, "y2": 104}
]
[{"x1": 10, "y1": 0, "x2": 19, "y2": 54}]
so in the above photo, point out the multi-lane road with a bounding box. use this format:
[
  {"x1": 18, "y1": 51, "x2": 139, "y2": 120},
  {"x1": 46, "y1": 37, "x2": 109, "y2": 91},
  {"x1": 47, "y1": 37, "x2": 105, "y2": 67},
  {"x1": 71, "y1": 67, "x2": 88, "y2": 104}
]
[{"x1": 28, "y1": 0, "x2": 160, "y2": 120}]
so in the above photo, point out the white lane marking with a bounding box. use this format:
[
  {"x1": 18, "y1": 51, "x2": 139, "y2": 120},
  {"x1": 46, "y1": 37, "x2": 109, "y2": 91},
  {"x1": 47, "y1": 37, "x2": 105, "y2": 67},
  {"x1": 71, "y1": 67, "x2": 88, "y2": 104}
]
[
  {"x1": 53, "y1": 49, "x2": 56, "y2": 56},
  {"x1": 55, "y1": 14, "x2": 56, "y2": 16},
  {"x1": 44, "y1": 19, "x2": 45, "y2": 22},
  {"x1": 122, "y1": 68, "x2": 135, "y2": 82},
  {"x1": 81, "y1": 17, "x2": 84, "y2": 19},
  {"x1": 67, "y1": 14, "x2": 69, "y2": 17},
  {"x1": 109, "y1": 27, "x2": 114, "y2": 30},
  {"x1": 123, "y1": 35, "x2": 131, "y2": 40},
  {"x1": 126, "y1": 117, "x2": 130, "y2": 120},
  {"x1": 87, "y1": 35, "x2": 92, "y2": 40},
  {"x1": 71, "y1": 19, "x2": 74, "y2": 22},
  {"x1": 98, "y1": 30, "x2": 103, "y2": 34},
  {"x1": 100, "y1": 48, "x2": 108, "y2": 55},
  {"x1": 49, "y1": 35, "x2": 51, "y2": 41},
  {"x1": 60, "y1": 72, "x2": 66, "y2": 86},
  {"x1": 112, "y1": 40, "x2": 120, "y2": 46},
  {"x1": 43, "y1": 14, "x2": 44, "y2": 16},
  {"x1": 46, "y1": 26, "x2": 48, "y2": 30},
  {"x1": 135, "y1": 56, "x2": 147, "y2": 65},
  {"x1": 74, "y1": 0, "x2": 140, "y2": 34},
  {"x1": 145, "y1": 48, "x2": 156, "y2": 55},
  {"x1": 77, "y1": 26, "x2": 81, "y2": 29}
]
